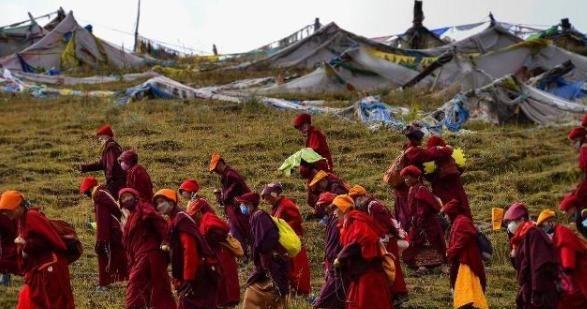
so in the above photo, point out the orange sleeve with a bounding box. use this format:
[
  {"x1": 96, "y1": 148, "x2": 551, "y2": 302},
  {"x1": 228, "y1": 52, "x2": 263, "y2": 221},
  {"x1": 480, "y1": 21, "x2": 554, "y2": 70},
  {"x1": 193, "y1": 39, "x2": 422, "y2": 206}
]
[{"x1": 180, "y1": 232, "x2": 199, "y2": 281}]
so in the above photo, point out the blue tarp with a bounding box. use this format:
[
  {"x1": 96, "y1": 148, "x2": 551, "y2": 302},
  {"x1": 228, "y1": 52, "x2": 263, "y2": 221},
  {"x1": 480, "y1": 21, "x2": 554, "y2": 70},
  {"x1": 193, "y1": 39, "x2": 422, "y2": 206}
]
[{"x1": 538, "y1": 77, "x2": 586, "y2": 101}]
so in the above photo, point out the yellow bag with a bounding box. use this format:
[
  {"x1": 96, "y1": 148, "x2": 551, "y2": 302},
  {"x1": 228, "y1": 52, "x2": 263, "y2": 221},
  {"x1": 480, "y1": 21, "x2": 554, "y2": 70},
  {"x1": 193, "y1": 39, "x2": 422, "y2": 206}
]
[
  {"x1": 271, "y1": 216, "x2": 301, "y2": 257},
  {"x1": 379, "y1": 242, "x2": 396, "y2": 284},
  {"x1": 491, "y1": 208, "x2": 504, "y2": 231},
  {"x1": 221, "y1": 234, "x2": 244, "y2": 257}
]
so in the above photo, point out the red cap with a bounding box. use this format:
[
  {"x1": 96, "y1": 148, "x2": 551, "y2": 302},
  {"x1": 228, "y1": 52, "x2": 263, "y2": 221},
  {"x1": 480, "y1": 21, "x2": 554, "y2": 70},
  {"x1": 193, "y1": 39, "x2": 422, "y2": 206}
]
[
  {"x1": 316, "y1": 192, "x2": 337, "y2": 207},
  {"x1": 559, "y1": 194, "x2": 578, "y2": 211},
  {"x1": 581, "y1": 113, "x2": 587, "y2": 127},
  {"x1": 80, "y1": 177, "x2": 98, "y2": 193},
  {"x1": 568, "y1": 127, "x2": 586, "y2": 140},
  {"x1": 179, "y1": 179, "x2": 200, "y2": 194},
  {"x1": 427, "y1": 135, "x2": 446, "y2": 148},
  {"x1": 400, "y1": 165, "x2": 422, "y2": 177},
  {"x1": 118, "y1": 187, "x2": 140, "y2": 199},
  {"x1": 293, "y1": 113, "x2": 311, "y2": 129},
  {"x1": 235, "y1": 192, "x2": 260, "y2": 206},
  {"x1": 118, "y1": 150, "x2": 138, "y2": 164},
  {"x1": 96, "y1": 124, "x2": 114, "y2": 137},
  {"x1": 503, "y1": 202, "x2": 529, "y2": 221}
]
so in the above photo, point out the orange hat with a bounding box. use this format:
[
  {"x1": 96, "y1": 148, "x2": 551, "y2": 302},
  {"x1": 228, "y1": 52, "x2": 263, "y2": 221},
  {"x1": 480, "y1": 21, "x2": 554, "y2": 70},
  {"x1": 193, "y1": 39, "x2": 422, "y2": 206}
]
[
  {"x1": 80, "y1": 177, "x2": 98, "y2": 193},
  {"x1": 309, "y1": 170, "x2": 328, "y2": 188},
  {"x1": 348, "y1": 185, "x2": 368, "y2": 198},
  {"x1": 0, "y1": 191, "x2": 24, "y2": 211},
  {"x1": 293, "y1": 113, "x2": 311, "y2": 129},
  {"x1": 96, "y1": 124, "x2": 114, "y2": 137},
  {"x1": 568, "y1": 127, "x2": 586, "y2": 140},
  {"x1": 400, "y1": 165, "x2": 422, "y2": 177},
  {"x1": 179, "y1": 179, "x2": 200, "y2": 194},
  {"x1": 153, "y1": 189, "x2": 178, "y2": 203},
  {"x1": 536, "y1": 209, "x2": 556, "y2": 226},
  {"x1": 332, "y1": 194, "x2": 354, "y2": 214},
  {"x1": 559, "y1": 194, "x2": 578, "y2": 211},
  {"x1": 208, "y1": 153, "x2": 223, "y2": 172}
]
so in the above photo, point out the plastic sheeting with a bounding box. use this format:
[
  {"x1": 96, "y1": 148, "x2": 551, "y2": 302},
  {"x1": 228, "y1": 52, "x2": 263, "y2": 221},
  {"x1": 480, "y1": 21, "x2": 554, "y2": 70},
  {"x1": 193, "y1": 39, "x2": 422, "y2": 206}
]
[{"x1": 10, "y1": 71, "x2": 159, "y2": 85}]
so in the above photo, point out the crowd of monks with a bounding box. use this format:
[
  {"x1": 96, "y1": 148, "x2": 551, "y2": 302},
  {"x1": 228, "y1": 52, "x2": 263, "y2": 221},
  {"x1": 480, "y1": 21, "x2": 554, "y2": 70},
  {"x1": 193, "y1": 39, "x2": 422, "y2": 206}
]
[{"x1": 0, "y1": 113, "x2": 585, "y2": 309}]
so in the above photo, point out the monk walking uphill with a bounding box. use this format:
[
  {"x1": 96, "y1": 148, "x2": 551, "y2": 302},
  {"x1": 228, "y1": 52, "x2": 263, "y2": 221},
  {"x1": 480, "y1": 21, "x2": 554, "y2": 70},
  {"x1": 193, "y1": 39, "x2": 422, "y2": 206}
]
[
  {"x1": 154, "y1": 189, "x2": 220, "y2": 309},
  {"x1": 79, "y1": 124, "x2": 126, "y2": 196},
  {"x1": 118, "y1": 149, "x2": 154, "y2": 202},
  {"x1": 0, "y1": 191, "x2": 75, "y2": 309},
  {"x1": 293, "y1": 113, "x2": 334, "y2": 171},
  {"x1": 80, "y1": 176, "x2": 128, "y2": 290},
  {"x1": 118, "y1": 188, "x2": 176, "y2": 309}
]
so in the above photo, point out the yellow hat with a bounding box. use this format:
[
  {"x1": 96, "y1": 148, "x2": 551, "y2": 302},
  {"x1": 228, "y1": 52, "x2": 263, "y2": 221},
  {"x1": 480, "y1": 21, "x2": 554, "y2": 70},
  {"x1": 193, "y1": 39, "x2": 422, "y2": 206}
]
[
  {"x1": 348, "y1": 185, "x2": 368, "y2": 198},
  {"x1": 0, "y1": 191, "x2": 24, "y2": 211},
  {"x1": 536, "y1": 209, "x2": 556, "y2": 226},
  {"x1": 309, "y1": 170, "x2": 328, "y2": 188},
  {"x1": 208, "y1": 153, "x2": 222, "y2": 172},
  {"x1": 153, "y1": 189, "x2": 178, "y2": 203},
  {"x1": 332, "y1": 194, "x2": 354, "y2": 214}
]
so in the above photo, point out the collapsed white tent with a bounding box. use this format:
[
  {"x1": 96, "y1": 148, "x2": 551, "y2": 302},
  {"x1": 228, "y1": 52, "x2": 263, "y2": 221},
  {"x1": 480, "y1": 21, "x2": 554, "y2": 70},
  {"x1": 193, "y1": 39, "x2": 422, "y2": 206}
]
[{"x1": 0, "y1": 11, "x2": 144, "y2": 72}]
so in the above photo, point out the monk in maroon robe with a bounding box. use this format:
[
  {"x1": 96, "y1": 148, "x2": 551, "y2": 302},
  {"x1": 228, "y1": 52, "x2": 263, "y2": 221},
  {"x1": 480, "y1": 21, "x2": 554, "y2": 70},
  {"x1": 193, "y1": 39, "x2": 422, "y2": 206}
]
[
  {"x1": 314, "y1": 192, "x2": 347, "y2": 309},
  {"x1": 80, "y1": 124, "x2": 126, "y2": 196},
  {"x1": 425, "y1": 136, "x2": 472, "y2": 218},
  {"x1": 349, "y1": 185, "x2": 408, "y2": 306},
  {"x1": 209, "y1": 153, "x2": 252, "y2": 257},
  {"x1": 400, "y1": 166, "x2": 447, "y2": 272},
  {"x1": 0, "y1": 191, "x2": 75, "y2": 309},
  {"x1": 333, "y1": 195, "x2": 392, "y2": 309},
  {"x1": 558, "y1": 193, "x2": 587, "y2": 240},
  {"x1": 239, "y1": 192, "x2": 290, "y2": 308},
  {"x1": 504, "y1": 203, "x2": 559, "y2": 308},
  {"x1": 181, "y1": 180, "x2": 240, "y2": 308},
  {"x1": 443, "y1": 200, "x2": 486, "y2": 292},
  {"x1": 261, "y1": 183, "x2": 311, "y2": 296},
  {"x1": 536, "y1": 209, "x2": 587, "y2": 308},
  {"x1": 118, "y1": 150, "x2": 153, "y2": 202},
  {"x1": 80, "y1": 177, "x2": 128, "y2": 288},
  {"x1": 293, "y1": 113, "x2": 334, "y2": 171},
  {"x1": 308, "y1": 170, "x2": 348, "y2": 218},
  {"x1": 118, "y1": 188, "x2": 176, "y2": 309},
  {"x1": 154, "y1": 189, "x2": 220, "y2": 309},
  {"x1": 0, "y1": 213, "x2": 18, "y2": 275}
]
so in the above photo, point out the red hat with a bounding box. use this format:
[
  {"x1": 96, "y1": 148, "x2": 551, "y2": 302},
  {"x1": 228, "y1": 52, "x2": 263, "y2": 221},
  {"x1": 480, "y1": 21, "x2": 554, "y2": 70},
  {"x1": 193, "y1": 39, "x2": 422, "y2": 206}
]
[
  {"x1": 567, "y1": 127, "x2": 586, "y2": 140},
  {"x1": 179, "y1": 179, "x2": 200, "y2": 194},
  {"x1": 260, "y1": 182, "x2": 283, "y2": 197},
  {"x1": 559, "y1": 194, "x2": 578, "y2": 211},
  {"x1": 80, "y1": 177, "x2": 98, "y2": 193},
  {"x1": 96, "y1": 124, "x2": 114, "y2": 137},
  {"x1": 293, "y1": 113, "x2": 311, "y2": 129},
  {"x1": 581, "y1": 113, "x2": 587, "y2": 127},
  {"x1": 316, "y1": 192, "x2": 337, "y2": 207},
  {"x1": 118, "y1": 150, "x2": 138, "y2": 164},
  {"x1": 400, "y1": 165, "x2": 422, "y2": 177},
  {"x1": 235, "y1": 192, "x2": 260, "y2": 207},
  {"x1": 503, "y1": 202, "x2": 529, "y2": 221},
  {"x1": 118, "y1": 187, "x2": 140, "y2": 199},
  {"x1": 427, "y1": 135, "x2": 446, "y2": 148}
]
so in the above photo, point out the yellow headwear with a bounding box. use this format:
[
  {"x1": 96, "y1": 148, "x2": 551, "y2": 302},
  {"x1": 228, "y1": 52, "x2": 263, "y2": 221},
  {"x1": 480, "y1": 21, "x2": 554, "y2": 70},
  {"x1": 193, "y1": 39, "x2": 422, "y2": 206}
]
[
  {"x1": 309, "y1": 170, "x2": 328, "y2": 188},
  {"x1": 536, "y1": 209, "x2": 556, "y2": 226},
  {"x1": 332, "y1": 194, "x2": 354, "y2": 214},
  {"x1": 348, "y1": 185, "x2": 368, "y2": 198}
]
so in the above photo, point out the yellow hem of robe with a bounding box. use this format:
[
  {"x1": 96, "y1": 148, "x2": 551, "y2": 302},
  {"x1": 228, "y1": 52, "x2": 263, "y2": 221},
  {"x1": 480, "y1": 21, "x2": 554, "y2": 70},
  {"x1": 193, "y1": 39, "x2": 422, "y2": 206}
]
[{"x1": 454, "y1": 263, "x2": 489, "y2": 309}]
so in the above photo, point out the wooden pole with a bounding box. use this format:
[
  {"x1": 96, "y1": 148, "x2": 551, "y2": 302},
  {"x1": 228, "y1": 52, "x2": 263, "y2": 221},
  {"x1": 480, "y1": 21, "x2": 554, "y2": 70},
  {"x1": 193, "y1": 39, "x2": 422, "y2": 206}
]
[{"x1": 133, "y1": 0, "x2": 141, "y2": 52}]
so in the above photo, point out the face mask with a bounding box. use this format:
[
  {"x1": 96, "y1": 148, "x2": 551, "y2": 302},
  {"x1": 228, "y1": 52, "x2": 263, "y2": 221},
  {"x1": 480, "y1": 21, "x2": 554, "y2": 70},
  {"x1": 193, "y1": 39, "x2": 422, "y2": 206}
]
[
  {"x1": 84, "y1": 191, "x2": 92, "y2": 198},
  {"x1": 239, "y1": 203, "x2": 249, "y2": 216},
  {"x1": 507, "y1": 221, "x2": 520, "y2": 234},
  {"x1": 575, "y1": 141, "x2": 581, "y2": 150},
  {"x1": 120, "y1": 161, "x2": 130, "y2": 171},
  {"x1": 542, "y1": 224, "x2": 554, "y2": 234},
  {"x1": 157, "y1": 201, "x2": 172, "y2": 214}
]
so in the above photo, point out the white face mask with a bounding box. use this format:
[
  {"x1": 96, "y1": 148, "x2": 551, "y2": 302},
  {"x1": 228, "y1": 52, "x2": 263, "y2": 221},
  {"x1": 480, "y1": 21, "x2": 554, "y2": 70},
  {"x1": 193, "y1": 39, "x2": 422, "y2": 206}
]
[
  {"x1": 157, "y1": 201, "x2": 172, "y2": 214},
  {"x1": 507, "y1": 221, "x2": 520, "y2": 234},
  {"x1": 575, "y1": 141, "x2": 582, "y2": 150}
]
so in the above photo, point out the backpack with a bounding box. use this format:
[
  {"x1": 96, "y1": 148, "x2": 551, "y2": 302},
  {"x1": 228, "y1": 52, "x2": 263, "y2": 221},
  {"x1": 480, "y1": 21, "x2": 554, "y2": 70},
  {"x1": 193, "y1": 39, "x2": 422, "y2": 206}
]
[
  {"x1": 383, "y1": 149, "x2": 412, "y2": 188},
  {"x1": 476, "y1": 228, "x2": 493, "y2": 262},
  {"x1": 270, "y1": 216, "x2": 301, "y2": 257},
  {"x1": 49, "y1": 219, "x2": 83, "y2": 264},
  {"x1": 379, "y1": 242, "x2": 396, "y2": 284}
]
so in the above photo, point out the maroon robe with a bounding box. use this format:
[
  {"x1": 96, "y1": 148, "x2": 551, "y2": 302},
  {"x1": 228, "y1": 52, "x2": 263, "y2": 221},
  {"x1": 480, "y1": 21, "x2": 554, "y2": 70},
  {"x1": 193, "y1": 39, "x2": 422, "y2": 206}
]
[
  {"x1": 444, "y1": 201, "x2": 486, "y2": 290},
  {"x1": 271, "y1": 197, "x2": 311, "y2": 295},
  {"x1": 123, "y1": 201, "x2": 176, "y2": 309},
  {"x1": 168, "y1": 208, "x2": 219, "y2": 309},
  {"x1": 247, "y1": 209, "x2": 289, "y2": 296},
  {"x1": 306, "y1": 126, "x2": 334, "y2": 171},
  {"x1": 402, "y1": 183, "x2": 446, "y2": 268},
  {"x1": 314, "y1": 214, "x2": 347, "y2": 309},
  {"x1": 125, "y1": 163, "x2": 153, "y2": 202},
  {"x1": 16, "y1": 209, "x2": 74, "y2": 309},
  {"x1": 308, "y1": 173, "x2": 348, "y2": 217},
  {"x1": 551, "y1": 224, "x2": 587, "y2": 308},
  {"x1": 92, "y1": 185, "x2": 128, "y2": 286},
  {"x1": 198, "y1": 212, "x2": 240, "y2": 307},
  {"x1": 573, "y1": 144, "x2": 587, "y2": 238},
  {"x1": 220, "y1": 166, "x2": 252, "y2": 253},
  {"x1": 511, "y1": 222, "x2": 559, "y2": 309},
  {"x1": 81, "y1": 138, "x2": 126, "y2": 196},
  {"x1": 0, "y1": 215, "x2": 18, "y2": 274},
  {"x1": 338, "y1": 210, "x2": 392, "y2": 309}
]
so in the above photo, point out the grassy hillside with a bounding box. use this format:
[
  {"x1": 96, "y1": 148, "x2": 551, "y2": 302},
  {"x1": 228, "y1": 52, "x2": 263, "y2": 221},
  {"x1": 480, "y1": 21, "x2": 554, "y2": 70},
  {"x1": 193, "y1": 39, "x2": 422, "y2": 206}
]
[{"x1": 0, "y1": 92, "x2": 581, "y2": 308}]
